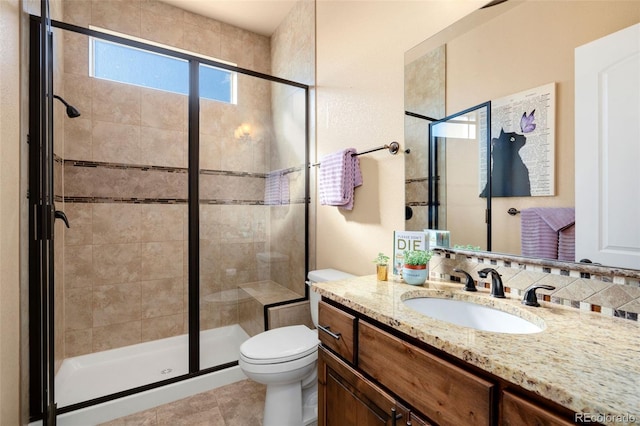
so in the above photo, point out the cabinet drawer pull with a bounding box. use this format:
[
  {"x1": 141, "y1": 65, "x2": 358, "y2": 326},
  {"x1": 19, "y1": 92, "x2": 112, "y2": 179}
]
[{"x1": 318, "y1": 324, "x2": 341, "y2": 340}]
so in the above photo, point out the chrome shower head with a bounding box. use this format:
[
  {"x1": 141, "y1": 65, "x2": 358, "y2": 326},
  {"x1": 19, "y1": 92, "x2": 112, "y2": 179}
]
[{"x1": 53, "y1": 95, "x2": 81, "y2": 118}]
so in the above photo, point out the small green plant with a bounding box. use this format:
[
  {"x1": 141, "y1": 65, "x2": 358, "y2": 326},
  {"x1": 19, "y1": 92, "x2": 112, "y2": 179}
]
[
  {"x1": 372, "y1": 252, "x2": 390, "y2": 265},
  {"x1": 453, "y1": 244, "x2": 481, "y2": 251},
  {"x1": 403, "y1": 249, "x2": 433, "y2": 266}
]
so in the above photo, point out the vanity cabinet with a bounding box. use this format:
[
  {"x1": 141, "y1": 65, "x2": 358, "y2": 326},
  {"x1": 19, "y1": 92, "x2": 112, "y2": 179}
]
[
  {"x1": 318, "y1": 301, "x2": 430, "y2": 425},
  {"x1": 318, "y1": 299, "x2": 582, "y2": 426}
]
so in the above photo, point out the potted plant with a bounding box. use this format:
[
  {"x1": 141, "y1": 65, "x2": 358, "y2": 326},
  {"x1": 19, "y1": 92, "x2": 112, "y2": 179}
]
[
  {"x1": 372, "y1": 252, "x2": 390, "y2": 281},
  {"x1": 402, "y1": 249, "x2": 433, "y2": 285}
]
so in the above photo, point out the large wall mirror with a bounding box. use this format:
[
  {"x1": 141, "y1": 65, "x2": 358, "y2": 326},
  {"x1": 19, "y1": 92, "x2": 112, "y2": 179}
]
[{"x1": 404, "y1": 0, "x2": 640, "y2": 269}]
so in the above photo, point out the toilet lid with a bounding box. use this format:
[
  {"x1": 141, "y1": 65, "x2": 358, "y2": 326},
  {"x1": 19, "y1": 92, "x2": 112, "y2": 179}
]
[{"x1": 240, "y1": 325, "x2": 319, "y2": 364}]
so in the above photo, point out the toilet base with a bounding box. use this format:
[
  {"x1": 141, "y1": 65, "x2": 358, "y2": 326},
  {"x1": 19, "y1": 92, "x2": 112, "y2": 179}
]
[
  {"x1": 263, "y1": 381, "x2": 302, "y2": 426},
  {"x1": 262, "y1": 381, "x2": 318, "y2": 426},
  {"x1": 302, "y1": 385, "x2": 318, "y2": 425}
]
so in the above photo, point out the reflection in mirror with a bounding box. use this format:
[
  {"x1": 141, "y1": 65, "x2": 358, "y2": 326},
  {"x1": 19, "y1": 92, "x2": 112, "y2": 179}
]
[
  {"x1": 428, "y1": 103, "x2": 490, "y2": 251},
  {"x1": 404, "y1": 0, "x2": 640, "y2": 269},
  {"x1": 405, "y1": 46, "x2": 444, "y2": 231}
]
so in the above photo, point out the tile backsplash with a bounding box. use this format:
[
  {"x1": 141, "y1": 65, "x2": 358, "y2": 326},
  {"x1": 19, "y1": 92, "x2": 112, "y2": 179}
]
[{"x1": 430, "y1": 250, "x2": 640, "y2": 321}]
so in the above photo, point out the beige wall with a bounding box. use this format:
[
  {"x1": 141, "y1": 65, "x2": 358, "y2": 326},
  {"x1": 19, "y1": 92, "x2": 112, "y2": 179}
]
[
  {"x1": 315, "y1": 1, "x2": 482, "y2": 275},
  {"x1": 1, "y1": 0, "x2": 22, "y2": 423}
]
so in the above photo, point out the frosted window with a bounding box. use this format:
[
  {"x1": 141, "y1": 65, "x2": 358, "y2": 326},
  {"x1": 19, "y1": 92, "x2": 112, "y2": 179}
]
[{"x1": 91, "y1": 39, "x2": 233, "y2": 103}]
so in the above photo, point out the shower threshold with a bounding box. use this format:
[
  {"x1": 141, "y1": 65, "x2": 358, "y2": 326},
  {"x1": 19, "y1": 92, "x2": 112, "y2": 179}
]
[{"x1": 55, "y1": 324, "x2": 250, "y2": 409}]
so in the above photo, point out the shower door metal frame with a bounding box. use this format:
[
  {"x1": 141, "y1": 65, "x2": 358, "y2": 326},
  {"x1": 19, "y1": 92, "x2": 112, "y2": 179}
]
[
  {"x1": 28, "y1": 16, "x2": 311, "y2": 422},
  {"x1": 28, "y1": 1, "x2": 59, "y2": 423}
]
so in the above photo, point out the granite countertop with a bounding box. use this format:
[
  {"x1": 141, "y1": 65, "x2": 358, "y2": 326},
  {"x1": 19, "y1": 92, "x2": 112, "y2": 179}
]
[{"x1": 312, "y1": 275, "x2": 640, "y2": 426}]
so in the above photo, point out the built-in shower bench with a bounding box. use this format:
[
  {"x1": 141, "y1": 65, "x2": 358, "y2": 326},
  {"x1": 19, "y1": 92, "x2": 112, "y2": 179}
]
[{"x1": 238, "y1": 281, "x2": 311, "y2": 336}]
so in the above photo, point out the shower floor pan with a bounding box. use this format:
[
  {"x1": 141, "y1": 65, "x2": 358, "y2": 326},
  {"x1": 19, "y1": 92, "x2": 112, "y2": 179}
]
[{"x1": 55, "y1": 324, "x2": 250, "y2": 409}]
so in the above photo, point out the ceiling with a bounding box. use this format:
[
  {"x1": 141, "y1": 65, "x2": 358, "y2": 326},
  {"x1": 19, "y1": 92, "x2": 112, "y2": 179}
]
[{"x1": 160, "y1": 0, "x2": 298, "y2": 36}]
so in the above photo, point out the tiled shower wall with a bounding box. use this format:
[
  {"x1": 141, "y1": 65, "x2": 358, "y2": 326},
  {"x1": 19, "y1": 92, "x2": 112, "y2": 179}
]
[
  {"x1": 404, "y1": 45, "x2": 444, "y2": 232},
  {"x1": 59, "y1": 0, "x2": 308, "y2": 357},
  {"x1": 267, "y1": 0, "x2": 315, "y2": 294}
]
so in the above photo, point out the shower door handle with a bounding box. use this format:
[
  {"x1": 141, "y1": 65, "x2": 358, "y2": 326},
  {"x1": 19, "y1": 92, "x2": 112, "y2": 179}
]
[{"x1": 54, "y1": 210, "x2": 70, "y2": 228}]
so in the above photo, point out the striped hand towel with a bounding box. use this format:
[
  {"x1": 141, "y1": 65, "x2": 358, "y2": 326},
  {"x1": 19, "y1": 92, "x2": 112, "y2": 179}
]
[
  {"x1": 264, "y1": 170, "x2": 290, "y2": 205},
  {"x1": 521, "y1": 207, "x2": 575, "y2": 260},
  {"x1": 318, "y1": 148, "x2": 363, "y2": 210}
]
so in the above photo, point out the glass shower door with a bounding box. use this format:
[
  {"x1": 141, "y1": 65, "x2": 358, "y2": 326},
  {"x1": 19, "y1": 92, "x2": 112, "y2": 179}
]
[
  {"x1": 198, "y1": 70, "x2": 310, "y2": 368},
  {"x1": 49, "y1": 25, "x2": 191, "y2": 409}
]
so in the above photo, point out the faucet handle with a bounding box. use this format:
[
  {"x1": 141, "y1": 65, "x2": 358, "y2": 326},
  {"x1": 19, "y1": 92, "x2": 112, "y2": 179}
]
[
  {"x1": 478, "y1": 267, "x2": 500, "y2": 278},
  {"x1": 522, "y1": 284, "x2": 556, "y2": 307},
  {"x1": 454, "y1": 269, "x2": 477, "y2": 292}
]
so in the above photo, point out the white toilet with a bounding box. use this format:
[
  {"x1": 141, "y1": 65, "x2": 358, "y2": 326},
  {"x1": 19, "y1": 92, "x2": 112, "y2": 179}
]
[{"x1": 239, "y1": 269, "x2": 355, "y2": 426}]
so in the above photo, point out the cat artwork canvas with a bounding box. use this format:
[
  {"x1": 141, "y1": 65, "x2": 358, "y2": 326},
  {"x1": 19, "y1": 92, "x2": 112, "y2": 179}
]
[
  {"x1": 483, "y1": 83, "x2": 556, "y2": 197},
  {"x1": 480, "y1": 121, "x2": 532, "y2": 198}
]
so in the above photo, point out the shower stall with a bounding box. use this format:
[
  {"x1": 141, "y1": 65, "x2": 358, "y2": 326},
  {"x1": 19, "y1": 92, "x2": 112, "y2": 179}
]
[{"x1": 28, "y1": 1, "x2": 312, "y2": 423}]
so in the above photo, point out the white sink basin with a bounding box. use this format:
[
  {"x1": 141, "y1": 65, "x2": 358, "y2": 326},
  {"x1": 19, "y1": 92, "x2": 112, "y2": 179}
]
[{"x1": 403, "y1": 297, "x2": 543, "y2": 334}]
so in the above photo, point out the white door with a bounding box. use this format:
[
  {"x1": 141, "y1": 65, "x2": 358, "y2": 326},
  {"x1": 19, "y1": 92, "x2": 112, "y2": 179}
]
[{"x1": 575, "y1": 23, "x2": 640, "y2": 269}]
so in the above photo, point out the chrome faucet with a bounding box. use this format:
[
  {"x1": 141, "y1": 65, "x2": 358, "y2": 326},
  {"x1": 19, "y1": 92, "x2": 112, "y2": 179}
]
[{"x1": 478, "y1": 268, "x2": 505, "y2": 298}]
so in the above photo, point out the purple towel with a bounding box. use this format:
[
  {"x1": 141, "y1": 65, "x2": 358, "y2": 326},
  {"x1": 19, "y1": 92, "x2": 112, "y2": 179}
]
[
  {"x1": 264, "y1": 171, "x2": 290, "y2": 205},
  {"x1": 558, "y1": 224, "x2": 575, "y2": 262},
  {"x1": 318, "y1": 148, "x2": 363, "y2": 210},
  {"x1": 521, "y1": 208, "x2": 575, "y2": 260}
]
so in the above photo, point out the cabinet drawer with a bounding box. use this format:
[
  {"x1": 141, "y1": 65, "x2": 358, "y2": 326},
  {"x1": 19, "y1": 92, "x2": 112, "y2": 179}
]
[
  {"x1": 358, "y1": 321, "x2": 495, "y2": 426},
  {"x1": 318, "y1": 301, "x2": 356, "y2": 363},
  {"x1": 502, "y1": 391, "x2": 575, "y2": 426}
]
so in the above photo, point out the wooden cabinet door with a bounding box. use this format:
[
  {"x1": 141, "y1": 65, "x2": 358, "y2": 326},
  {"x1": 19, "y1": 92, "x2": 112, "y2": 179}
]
[
  {"x1": 318, "y1": 347, "x2": 407, "y2": 426},
  {"x1": 358, "y1": 320, "x2": 495, "y2": 426},
  {"x1": 502, "y1": 391, "x2": 575, "y2": 426}
]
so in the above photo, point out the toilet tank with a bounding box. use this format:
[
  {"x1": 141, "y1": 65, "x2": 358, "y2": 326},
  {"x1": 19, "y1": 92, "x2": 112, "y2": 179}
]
[{"x1": 306, "y1": 269, "x2": 355, "y2": 327}]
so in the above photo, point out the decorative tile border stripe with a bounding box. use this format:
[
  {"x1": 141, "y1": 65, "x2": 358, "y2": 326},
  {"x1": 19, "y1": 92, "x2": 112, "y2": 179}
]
[
  {"x1": 63, "y1": 196, "x2": 307, "y2": 206},
  {"x1": 64, "y1": 197, "x2": 188, "y2": 204},
  {"x1": 431, "y1": 249, "x2": 640, "y2": 322},
  {"x1": 200, "y1": 199, "x2": 267, "y2": 205},
  {"x1": 64, "y1": 159, "x2": 306, "y2": 178},
  {"x1": 442, "y1": 248, "x2": 640, "y2": 279},
  {"x1": 405, "y1": 177, "x2": 429, "y2": 183},
  {"x1": 198, "y1": 197, "x2": 307, "y2": 205},
  {"x1": 281, "y1": 165, "x2": 305, "y2": 175},
  {"x1": 200, "y1": 169, "x2": 267, "y2": 178},
  {"x1": 65, "y1": 159, "x2": 188, "y2": 174}
]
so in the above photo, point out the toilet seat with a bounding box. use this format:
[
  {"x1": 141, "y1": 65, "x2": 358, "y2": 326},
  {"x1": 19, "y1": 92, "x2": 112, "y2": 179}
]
[{"x1": 240, "y1": 325, "x2": 319, "y2": 365}]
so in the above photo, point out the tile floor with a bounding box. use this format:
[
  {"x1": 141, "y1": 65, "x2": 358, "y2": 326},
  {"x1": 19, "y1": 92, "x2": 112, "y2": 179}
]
[{"x1": 99, "y1": 379, "x2": 266, "y2": 426}]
